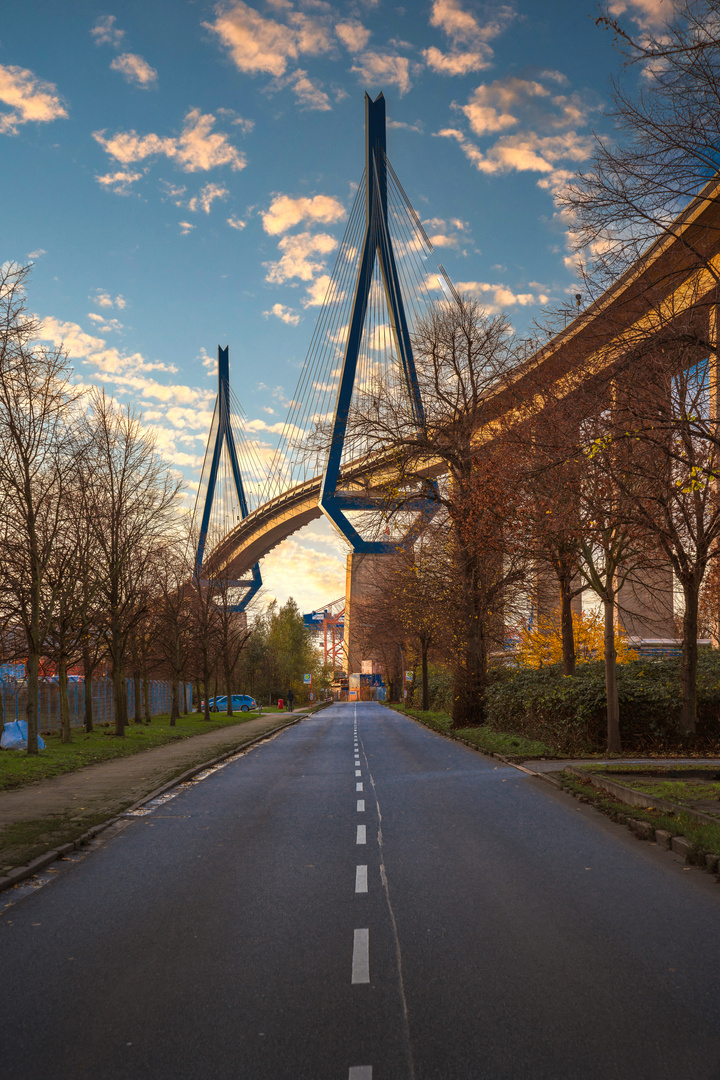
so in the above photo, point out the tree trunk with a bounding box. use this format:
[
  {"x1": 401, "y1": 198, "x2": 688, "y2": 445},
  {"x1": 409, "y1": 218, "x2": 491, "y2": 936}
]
[
  {"x1": 195, "y1": 680, "x2": 202, "y2": 713},
  {"x1": 559, "y1": 575, "x2": 576, "y2": 677},
  {"x1": 82, "y1": 645, "x2": 94, "y2": 733},
  {"x1": 225, "y1": 659, "x2": 233, "y2": 716},
  {"x1": 680, "y1": 578, "x2": 699, "y2": 737},
  {"x1": 421, "y1": 639, "x2": 429, "y2": 711},
  {"x1": 451, "y1": 555, "x2": 487, "y2": 728},
  {"x1": 170, "y1": 676, "x2": 179, "y2": 727},
  {"x1": 133, "y1": 667, "x2": 142, "y2": 723},
  {"x1": 603, "y1": 592, "x2": 621, "y2": 753},
  {"x1": 143, "y1": 669, "x2": 151, "y2": 722},
  {"x1": 25, "y1": 646, "x2": 40, "y2": 755},
  {"x1": 202, "y1": 649, "x2": 212, "y2": 721},
  {"x1": 112, "y1": 662, "x2": 126, "y2": 736},
  {"x1": 59, "y1": 655, "x2": 71, "y2": 744},
  {"x1": 111, "y1": 610, "x2": 126, "y2": 736}
]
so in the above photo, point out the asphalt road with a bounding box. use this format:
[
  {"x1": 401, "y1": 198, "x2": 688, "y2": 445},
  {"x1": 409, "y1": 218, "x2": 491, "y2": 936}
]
[{"x1": 2, "y1": 701, "x2": 720, "y2": 1080}]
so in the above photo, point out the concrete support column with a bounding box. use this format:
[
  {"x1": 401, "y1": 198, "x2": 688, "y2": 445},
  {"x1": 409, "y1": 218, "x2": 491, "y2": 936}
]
[{"x1": 343, "y1": 552, "x2": 394, "y2": 675}]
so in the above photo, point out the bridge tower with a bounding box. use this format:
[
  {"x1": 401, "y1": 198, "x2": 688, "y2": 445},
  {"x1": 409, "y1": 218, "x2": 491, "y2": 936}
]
[
  {"x1": 194, "y1": 345, "x2": 262, "y2": 612},
  {"x1": 319, "y1": 93, "x2": 432, "y2": 675}
]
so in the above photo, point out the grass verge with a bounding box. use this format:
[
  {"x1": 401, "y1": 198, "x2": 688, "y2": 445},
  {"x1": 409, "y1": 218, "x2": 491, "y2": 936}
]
[
  {"x1": 557, "y1": 770, "x2": 720, "y2": 863},
  {"x1": 574, "y1": 762, "x2": 720, "y2": 807},
  {"x1": 0, "y1": 710, "x2": 273, "y2": 792},
  {"x1": 387, "y1": 704, "x2": 555, "y2": 759}
]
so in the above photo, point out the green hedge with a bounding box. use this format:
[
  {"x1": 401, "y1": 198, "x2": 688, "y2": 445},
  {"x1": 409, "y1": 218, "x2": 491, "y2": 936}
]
[{"x1": 484, "y1": 652, "x2": 720, "y2": 754}]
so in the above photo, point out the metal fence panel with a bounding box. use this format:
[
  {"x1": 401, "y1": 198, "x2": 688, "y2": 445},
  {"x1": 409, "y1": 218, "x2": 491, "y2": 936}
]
[{"x1": 0, "y1": 680, "x2": 193, "y2": 735}]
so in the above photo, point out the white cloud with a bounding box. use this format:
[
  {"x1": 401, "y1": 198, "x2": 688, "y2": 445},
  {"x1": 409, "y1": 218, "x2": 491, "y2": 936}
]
[
  {"x1": 179, "y1": 220, "x2": 195, "y2": 234},
  {"x1": 95, "y1": 168, "x2": 145, "y2": 193},
  {"x1": 265, "y1": 302, "x2": 301, "y2": 325},
  {"x1": 459, "y1": 75, "x2": 590, "y2": 137},
  {"x1": 455, "y1": 279, "x2": 549, "y2": 313},
  {"x1": 437, "y1": 126, "x2": 593, "y2": 177},
  {"x1": 40, "y1": 315, "x2": 178, "y2": 376},
  {"x1": 88, "y1": 312, "x2": 124, "y2": 333},
  {"x1": 188, "y1": 181, "x2": 229, "y2": 213},
  {"x1": 110, "y1": 53, "x2": 158, "y2": 88},
  {"x1": 92, "y1": 290, "x2": 126, "y2": 309},
  {"x1": 423, "y1": 47, "x2": 492, "y2": 75},
  {"x1": 423, "y1": 0, "x2": 515, "y2": 75},
  {"x1": 264, "y1": 231, "x2": 337, "y2": 283},
  {"x1": 0, "y1": 64, "x2": 68, "y2": 135},
  {"x1": 227, "y1": 214, "x2": 247, "y2": 230},
  {"x1": 430, "y1": 0, "x2": 513, "y2": 44},
  {"x1": 351, "y1": 52, "x2": 412, "y2": 95},
  {"x1": 262, "y1": 192, "x2": 346, "y2": 235},
  {"x1": 303, "y1": 274, "x2": 335, "y2": 307},
  {"x1": 91, "y1": 15, "x2": 124, "y2": 47},
  {"x1": 260, "y1": 536, "x2": 346, "y2": 611},
  {"x1": 93, "y1": 108, "x2": 246, "y2": 175},
  {"x1": 38, "y1": 313, "x2": 218, "y2": 472},
  {"x1": 606, "y1": 0, "x2": 673, "y2": 29},
  {"x1": 205, "y1": 0, "x2": 333, "y2": 77},
  {"x1": 336, "y1": 20, "x2": 371, "y2": 52},
  {"x1": 27, "y1": 248, "x2": 47, "y2": 260},
  {"x1": 287, "y1": 68, "x2": 331, "y2": 111},
  {"x1": 387, "y1": 119, "x2": 423, "y2": 133}
]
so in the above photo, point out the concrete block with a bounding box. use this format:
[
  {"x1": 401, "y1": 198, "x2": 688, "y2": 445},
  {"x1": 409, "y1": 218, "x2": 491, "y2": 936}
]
[
  {"x1": 704, "y1": 853, "x2": 719, "y2": 874},
  {"x1": 654, "y1": 829, "x2": 672, "y2": 848},
  {"x1": 628, "y1": 819, "x2": 653, "y2": 840},
  {"x1": 27, "y1": 852, "x2": 57, "y2": 873},
  {"x1": 0, "y1": 876, "x2": 12, "y2": 891},
  {"x1": 55, "y1": 843, "x2": 74, "y2": 857},
  {"x1": 670, "y1": 835, "x2": 694, "y2": 860},
  {"x1": 6, "y1": 866, "x2": 31, "y2": 883}
]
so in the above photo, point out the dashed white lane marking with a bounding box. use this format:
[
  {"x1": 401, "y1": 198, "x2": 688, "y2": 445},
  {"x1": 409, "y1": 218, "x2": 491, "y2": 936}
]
[
  {"x1": 355, "y1": 865, "x2": 368, "y2": 893},
  {"x1": 349, "y1": 1067, "x2": 372, "y2": 1079},
  {"x1": 356, "y1": 782, "x2": 363, "y2": 791},
  {"x1": 351, "y1": 928, "x2": 370, "y2": 984},
  {"x1": 357, "y1": 799, "x2": 365, "y2": 811},
  {"x1": 356, "y1": 824, "x2": 366, "y2": 844},
  {"x1": 355, "y1": 769, "x2": 362, "y2": 777}
]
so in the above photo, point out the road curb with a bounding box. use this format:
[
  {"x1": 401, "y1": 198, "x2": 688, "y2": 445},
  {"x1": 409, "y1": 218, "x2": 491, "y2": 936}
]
[{"x1": 0, "y1": 712, "x2": 307, "y2": 894}]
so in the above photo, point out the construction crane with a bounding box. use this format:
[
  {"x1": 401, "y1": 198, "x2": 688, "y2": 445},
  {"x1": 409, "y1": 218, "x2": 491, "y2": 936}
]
[{"x1": 303, "y1": 598, "x2": 345, "y2": 669}]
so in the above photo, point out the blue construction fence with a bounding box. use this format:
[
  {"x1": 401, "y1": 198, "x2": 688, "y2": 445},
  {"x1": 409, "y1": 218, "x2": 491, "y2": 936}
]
[{"x1": 0, "y1": 679, "x2": 193, "y2": 735}]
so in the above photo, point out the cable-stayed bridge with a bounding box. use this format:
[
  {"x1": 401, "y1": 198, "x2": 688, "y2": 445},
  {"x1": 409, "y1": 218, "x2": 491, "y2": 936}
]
[{"x1": 193, "y1": 93, "x2": 448, "y2": 617}]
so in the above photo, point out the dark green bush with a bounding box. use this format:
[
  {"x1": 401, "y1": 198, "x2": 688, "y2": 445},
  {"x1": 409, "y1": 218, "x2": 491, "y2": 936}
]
[{"x1": 484, "y1": 651, "x2": 720, "y2": 754}]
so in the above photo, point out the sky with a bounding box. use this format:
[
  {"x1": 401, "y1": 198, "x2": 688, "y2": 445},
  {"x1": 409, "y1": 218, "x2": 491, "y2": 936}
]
[{"x1": 0, "y1": 0, "x2": 672, "y2": 613}]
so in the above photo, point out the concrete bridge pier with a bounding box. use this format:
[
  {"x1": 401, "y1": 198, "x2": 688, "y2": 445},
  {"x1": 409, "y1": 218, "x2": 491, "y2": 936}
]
[{"x1": 343, "y1": 552, "x2": 396, "y2": 676}]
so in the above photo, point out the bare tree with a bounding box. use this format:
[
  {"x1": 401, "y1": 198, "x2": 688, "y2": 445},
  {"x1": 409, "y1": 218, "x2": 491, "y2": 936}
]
[
  {"x1": 0, "y1": 265, "x2": 83, "y2": 753},
  {"x1": 83, "y1": 389, "x2": 181, "y2": 736},
  {"x1": 329, "y1": 298, "x2": 529, "y2": 725}
]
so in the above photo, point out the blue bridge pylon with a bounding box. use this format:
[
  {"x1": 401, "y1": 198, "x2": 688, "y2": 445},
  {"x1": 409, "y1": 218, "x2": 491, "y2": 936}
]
[
  {"x1": 319, "y1": 92, "x2": 437, "y2": 553},
  {"x1": 194, "y1": 345, "x2": 262, "y2": 611}
]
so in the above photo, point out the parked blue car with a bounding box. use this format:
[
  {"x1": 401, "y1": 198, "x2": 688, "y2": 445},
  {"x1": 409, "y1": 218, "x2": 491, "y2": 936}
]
[{"x1": 206, "y1": 694, "x2": 257, "y2": 713}]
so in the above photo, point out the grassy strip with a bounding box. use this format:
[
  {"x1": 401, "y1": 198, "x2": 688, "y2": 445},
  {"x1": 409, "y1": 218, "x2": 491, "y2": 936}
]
[
  {"x1": 557, "y1": 770, "x2": 720, "y2": 863},
  {"x1": 0, "y1": 710, "x2": 278, "y2": 792},
  {"x1": 0, "y1": 811, "x2": 115, "y2": 874},
  {"x1": 387, "y1": 704, "x2": 555, "y2": 760},
  {"x1": 574, "y1": 762, "x2": 720, "y2": 807}
]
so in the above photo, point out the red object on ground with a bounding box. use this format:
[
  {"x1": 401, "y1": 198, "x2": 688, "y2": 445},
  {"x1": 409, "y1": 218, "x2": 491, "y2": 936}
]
[{"x1": 278, "y1": 699, "x2": 284, "y2": 710}]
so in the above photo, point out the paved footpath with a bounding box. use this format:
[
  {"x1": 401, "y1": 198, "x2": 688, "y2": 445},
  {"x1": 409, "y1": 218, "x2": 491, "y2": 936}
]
[
  {"x1": 2, "y1": 701, "x2": 720, "y2": 1080},
  {"x1": 0, "y1": 712, "x2": 302, "y2": 830}
]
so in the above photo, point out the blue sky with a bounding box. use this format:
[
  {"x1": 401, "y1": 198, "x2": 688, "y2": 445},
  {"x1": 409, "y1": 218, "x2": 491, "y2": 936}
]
[{"x1": 0, "y1": 0, "x2": 669, "y2": 611}]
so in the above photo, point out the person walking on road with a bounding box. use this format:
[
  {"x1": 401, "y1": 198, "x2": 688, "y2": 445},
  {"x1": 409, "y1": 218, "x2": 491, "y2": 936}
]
[{"x1": 286, "y1": 689, "x2": 294, "y2": 712}]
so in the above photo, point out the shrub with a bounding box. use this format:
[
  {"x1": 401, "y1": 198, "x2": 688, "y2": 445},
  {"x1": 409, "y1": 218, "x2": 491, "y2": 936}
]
[
  {"x1": 513, "y1": 610, "x2": 636, "y2": 668},
  {"x1": 485, "y1": 651, "x2": 720, "y2": 754}
]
